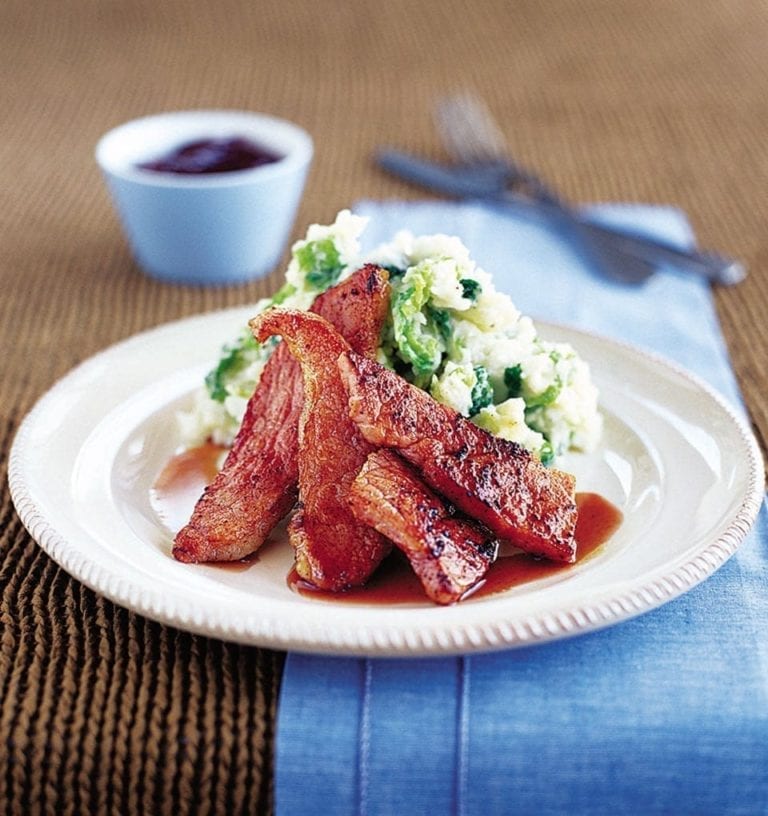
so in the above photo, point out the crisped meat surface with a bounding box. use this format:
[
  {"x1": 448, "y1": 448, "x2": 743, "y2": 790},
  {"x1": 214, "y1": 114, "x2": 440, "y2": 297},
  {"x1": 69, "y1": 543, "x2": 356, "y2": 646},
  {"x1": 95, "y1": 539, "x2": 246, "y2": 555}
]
[
  {"x1": 172, "y1": 340, "x2": 301, "y2": 563},
  {"x1": 172, "y1": 264, "x2": 390, "y2": 564},
  {"x1": 349, "y1": 450, "x2": 499, "y2": 604},
  {"x1": 307, "y1": 263, "x2": 390, "y2": 360},
  {"x1": 339, "y1": 351, "x2": 578, "y2": 562},
  {"x1": 250, "y1": 309, "x2": 391, "y2": 590}
]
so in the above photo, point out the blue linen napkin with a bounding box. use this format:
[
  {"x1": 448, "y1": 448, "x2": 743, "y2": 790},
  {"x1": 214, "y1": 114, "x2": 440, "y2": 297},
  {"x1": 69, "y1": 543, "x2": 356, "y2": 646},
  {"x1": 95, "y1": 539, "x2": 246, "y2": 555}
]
[{"x1": 275, "y1": 201, "x2": 767, "y2": 816}]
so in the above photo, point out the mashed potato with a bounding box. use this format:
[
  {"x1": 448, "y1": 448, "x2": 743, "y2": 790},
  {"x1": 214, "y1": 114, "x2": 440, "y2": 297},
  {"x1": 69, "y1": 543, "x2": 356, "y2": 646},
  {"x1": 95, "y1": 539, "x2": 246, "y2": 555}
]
[{"x1": 179, "y1": 210, "x2": 602, "y2": 463}]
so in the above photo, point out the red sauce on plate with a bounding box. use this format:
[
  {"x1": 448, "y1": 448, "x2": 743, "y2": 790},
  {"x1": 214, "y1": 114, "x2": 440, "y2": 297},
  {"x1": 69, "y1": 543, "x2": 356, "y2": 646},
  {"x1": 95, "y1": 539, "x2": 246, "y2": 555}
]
[
  {"x1": 289, "y1": 492, "x2": 622, "y2": 604},
  {"x1": 154, "y1": 445, "x2": 622, "y2": 604},
  {"x1": 154, "y1": 441, "x2": 223, "y2": 490},
  {"x1": 138, "y1": 136, "x2": 281, "y2": 174},
  {"x1": 151, "y1": 441, "x2": 223, "y2": 532}
]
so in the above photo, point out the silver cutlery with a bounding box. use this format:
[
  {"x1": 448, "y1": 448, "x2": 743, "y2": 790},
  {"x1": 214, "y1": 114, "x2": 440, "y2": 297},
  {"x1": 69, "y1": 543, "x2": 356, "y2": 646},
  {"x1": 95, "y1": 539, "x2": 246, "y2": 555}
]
[{"x1": 378, "y1": 94, "x2": 746, "y2": 286}]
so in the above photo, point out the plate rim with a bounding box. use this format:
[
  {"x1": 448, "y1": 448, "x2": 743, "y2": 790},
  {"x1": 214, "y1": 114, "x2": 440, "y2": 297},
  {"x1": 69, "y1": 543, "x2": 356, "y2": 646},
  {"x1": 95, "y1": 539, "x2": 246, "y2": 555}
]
[{"x1": 7, "y1": 306, "x2": 766, "y2": 656}]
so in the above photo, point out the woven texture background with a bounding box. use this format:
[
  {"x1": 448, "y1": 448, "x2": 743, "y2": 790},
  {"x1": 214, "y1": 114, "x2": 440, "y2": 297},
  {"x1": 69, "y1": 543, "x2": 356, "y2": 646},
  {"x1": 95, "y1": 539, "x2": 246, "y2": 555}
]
[{"x1": 2, "y1": 1, "x2": 767, "y2": 813}]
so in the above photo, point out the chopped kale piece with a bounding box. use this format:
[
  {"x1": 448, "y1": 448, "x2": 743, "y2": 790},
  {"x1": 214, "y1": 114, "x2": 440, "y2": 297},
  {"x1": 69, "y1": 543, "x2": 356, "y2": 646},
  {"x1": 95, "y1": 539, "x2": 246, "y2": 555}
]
[
  {"x1": 469, "y1": 366, "x2": 493, "y2": 416},
  {"x1": 459, "y1": 278, "x2": 482, "y2": 301},
  {"x1": 504, "y1": 364, "x2": 523, "y2": 398}
]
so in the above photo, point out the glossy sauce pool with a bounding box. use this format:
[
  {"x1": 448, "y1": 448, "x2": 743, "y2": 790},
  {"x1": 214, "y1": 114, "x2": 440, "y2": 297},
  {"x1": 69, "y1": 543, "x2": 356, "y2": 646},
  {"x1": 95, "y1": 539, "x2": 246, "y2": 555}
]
[
  {"x1": 153, "y1": 444, "x2": 623, "y2": 604},
  {"x1": 151, "y1": 442, "x2": 224, "y2": 532},
  {"x1": 288, "y1": 492, "x2": 622, "y2": 604}
]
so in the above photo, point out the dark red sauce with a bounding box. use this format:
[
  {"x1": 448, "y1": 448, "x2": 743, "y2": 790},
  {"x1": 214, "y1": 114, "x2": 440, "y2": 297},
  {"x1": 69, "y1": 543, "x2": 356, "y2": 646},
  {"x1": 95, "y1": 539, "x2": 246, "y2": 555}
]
[
  {"x1": 151, "y1": 441, "x2": 224, "y2": 532},
  {"x1": 288, "y1": 492, "x2": 622, "y2": 605},
  {"x1": 138, "y1": 136, "x2": 281, "y2": 174},
  {"x1": 154, "y1": 445, "x2": 622, "y2": 605}
]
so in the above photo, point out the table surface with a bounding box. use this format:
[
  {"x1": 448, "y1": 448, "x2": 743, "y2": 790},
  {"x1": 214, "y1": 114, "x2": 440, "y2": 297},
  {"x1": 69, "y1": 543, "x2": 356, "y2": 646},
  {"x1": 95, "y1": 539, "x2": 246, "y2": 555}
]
[{"x1": 2, "y1": 1, "x2": 767, "y2": 813}]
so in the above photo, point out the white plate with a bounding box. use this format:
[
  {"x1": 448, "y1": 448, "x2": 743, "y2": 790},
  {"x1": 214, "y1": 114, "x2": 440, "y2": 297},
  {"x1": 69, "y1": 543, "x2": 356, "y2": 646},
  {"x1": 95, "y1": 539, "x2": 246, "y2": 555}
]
[{"x1": 8, "y1": 307, "x2": 765, "y2": 656}]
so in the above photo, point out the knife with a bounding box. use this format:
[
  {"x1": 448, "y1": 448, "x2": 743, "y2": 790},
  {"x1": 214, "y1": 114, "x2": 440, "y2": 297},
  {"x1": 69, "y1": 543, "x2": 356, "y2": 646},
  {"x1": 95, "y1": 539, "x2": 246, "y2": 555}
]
[{"x1": 377, "y1": 149, "x2": 746, "y2": 286}]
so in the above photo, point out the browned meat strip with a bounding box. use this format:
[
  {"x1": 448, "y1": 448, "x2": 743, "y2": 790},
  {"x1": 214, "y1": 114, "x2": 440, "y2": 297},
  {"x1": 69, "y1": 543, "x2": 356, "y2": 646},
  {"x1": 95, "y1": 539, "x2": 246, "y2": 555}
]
[
  {"x1": 338, "y1": 351, "x2": 578, "y2": 562},
  {"x1": 250, "y1": 309, "x2": 391, "y2": 590},
  {"x1": 172, "y1": 264, "x2": 390, "y2": 563},
  {"x1": 349, "y1": 450, "x2": 499, "y2": 604},
  {"x1": 172, "y1": 339, "x2": 301, "y2": 563}
]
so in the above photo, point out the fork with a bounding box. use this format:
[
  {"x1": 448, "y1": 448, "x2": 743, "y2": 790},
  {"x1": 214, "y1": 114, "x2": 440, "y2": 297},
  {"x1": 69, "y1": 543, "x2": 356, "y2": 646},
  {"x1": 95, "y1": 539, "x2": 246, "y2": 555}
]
[{"x1": 434, "y1": 94, "x2": 746, "y2": 286}]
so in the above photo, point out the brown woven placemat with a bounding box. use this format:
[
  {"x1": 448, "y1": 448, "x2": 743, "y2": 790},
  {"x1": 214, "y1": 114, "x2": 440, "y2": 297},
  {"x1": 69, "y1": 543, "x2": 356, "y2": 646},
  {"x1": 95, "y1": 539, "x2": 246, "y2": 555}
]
[{"x1": 2, "y1": 1, "x2": 766, "y2": 813}]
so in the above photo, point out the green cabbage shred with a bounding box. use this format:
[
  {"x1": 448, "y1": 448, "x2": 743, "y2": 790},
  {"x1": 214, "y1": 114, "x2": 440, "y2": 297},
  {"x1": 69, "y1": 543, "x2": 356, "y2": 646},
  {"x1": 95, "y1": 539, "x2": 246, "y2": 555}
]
[
  {"x1": 469, "y1": 366, "x2": 493, "y2": 416},
  {"x1": 295, "y1": 237, "x2": 345, "y2": 292},
  {"x1": 205, "y1": 332, "x2": 260, "y2": 403}
]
